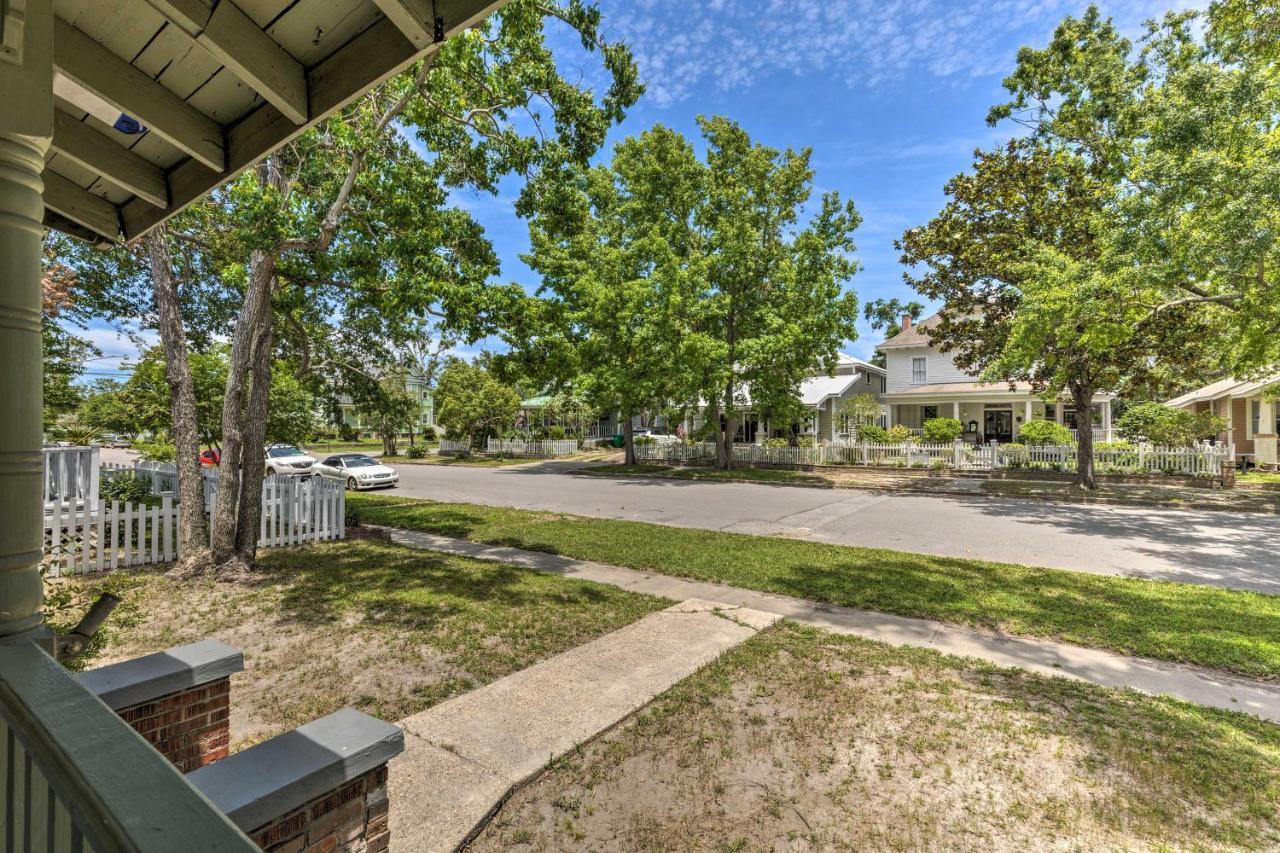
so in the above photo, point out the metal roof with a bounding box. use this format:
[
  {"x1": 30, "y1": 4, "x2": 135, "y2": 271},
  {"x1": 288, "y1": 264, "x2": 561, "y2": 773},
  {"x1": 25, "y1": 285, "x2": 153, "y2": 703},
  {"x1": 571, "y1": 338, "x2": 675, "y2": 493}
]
[{"x1": 40, "y1": 0, "x2": 507, "y2": 245}]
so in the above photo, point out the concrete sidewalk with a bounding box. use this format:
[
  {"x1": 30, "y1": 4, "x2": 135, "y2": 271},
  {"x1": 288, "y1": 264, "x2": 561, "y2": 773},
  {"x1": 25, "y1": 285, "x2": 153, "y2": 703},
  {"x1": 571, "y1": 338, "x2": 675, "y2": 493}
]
[
  {"x1": 389, "y1": 598, "x2": 780, "y2": 851},
  {"x1": 379, "y1": 526, "x2": 1280, "y2": 725}
]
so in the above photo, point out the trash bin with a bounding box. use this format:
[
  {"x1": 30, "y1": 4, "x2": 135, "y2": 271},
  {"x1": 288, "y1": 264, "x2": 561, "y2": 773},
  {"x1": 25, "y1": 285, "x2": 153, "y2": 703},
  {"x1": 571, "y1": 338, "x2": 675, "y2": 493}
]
[{"x1": 611, "y1": 434, "x2": 624, "y2": 448}]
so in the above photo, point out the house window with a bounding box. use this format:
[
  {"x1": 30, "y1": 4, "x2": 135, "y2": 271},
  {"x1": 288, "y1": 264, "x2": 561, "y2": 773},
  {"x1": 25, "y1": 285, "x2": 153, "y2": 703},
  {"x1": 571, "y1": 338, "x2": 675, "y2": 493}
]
[
  {"x1": 922, "y1": 405, "x2": 938, "y2": 421},
  {"x1": 911, "y1": 357, "x2": 927, "y2": 384},
  {"x1": 1063, "y1": 405, "x2": 1102, "y2": 429}
]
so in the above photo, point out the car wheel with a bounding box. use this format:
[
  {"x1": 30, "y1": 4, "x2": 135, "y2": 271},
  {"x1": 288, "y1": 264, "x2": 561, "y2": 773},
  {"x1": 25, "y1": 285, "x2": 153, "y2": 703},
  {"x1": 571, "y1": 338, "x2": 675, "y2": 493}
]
[{"x1": 347, "y1": 476, "x2": 357, "y2": 491}]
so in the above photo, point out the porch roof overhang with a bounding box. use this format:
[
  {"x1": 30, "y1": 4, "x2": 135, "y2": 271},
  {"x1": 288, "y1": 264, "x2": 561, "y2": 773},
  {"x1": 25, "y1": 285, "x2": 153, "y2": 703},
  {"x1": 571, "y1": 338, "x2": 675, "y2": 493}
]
[
  {"x1": 24, "y1": 0, "x2": 508, "y2": 247},
  {"x1": 1166, "y1": 372, "x2": 1280, "y2": 408},
  {"x1": 883, "y1": 382, "x2": 1114, "y2": 404}
]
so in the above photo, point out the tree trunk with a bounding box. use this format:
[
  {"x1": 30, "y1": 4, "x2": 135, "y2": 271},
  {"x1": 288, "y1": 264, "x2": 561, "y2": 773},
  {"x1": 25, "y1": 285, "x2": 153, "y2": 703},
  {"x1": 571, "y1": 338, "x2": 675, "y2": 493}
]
[
  {"x1": 210, "y1": 250, "x2": 275, "y2": 566},
  {"x1": 1072, "y1": 382, "x2": 1096, "y2": 490},
  {"x1": 144, "y1": 227, "x2": 208, "y2": 565},
  {"x1": 622, "y1": 413, "x2": 636, "y2": 465},
  {"x1": 717, "y1": 377, "x2": 736, "y2": 470},
  {"x1": 234, "y1": 313, "x2": 273, "y2": 559}
]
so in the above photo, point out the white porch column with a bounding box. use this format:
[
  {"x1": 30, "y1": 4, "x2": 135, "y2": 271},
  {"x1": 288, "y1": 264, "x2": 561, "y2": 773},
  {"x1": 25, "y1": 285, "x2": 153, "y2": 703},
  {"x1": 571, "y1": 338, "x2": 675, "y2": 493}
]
[
  {"x1": 1102, "y1": 400, "x2": 1113, "y2": 441},
  {"x1": 0, "y1": 0, "x2": 53, "y2": 646},
  {"x1": 886, "y1": 404, "x2": 895, "y2": 428},
  {"x1": 952, "y1": 401, "x2": 960, "y2": 420},
  {"x1": 1022, "y1": 399, "x2": 1033, "y2": 438}
]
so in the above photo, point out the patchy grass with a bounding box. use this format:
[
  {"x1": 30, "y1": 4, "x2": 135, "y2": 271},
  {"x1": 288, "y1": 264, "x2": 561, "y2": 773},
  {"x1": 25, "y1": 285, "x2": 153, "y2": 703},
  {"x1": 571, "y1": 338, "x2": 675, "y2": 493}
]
[
  {"x1": 474, "y1": 624, "x2": 1280, "y2": 851},
  {"x1": 1241, "y1": 471, "x2": 1280, "y2": 485},
  {"x1": 54, "y1": 538, "x2": 665, "y2": 749},
  {"x1": 349, "y1": 493, "x2": 1280, "y2": 678}
]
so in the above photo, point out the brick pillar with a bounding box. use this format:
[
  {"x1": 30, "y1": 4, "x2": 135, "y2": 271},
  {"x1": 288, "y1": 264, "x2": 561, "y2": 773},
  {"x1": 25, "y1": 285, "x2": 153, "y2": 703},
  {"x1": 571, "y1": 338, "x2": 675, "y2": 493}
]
[
  {"x1": 114, "y1": 678, "x2": 232, "y2": 771},
  {"x1": 248, "y1": 766, "x2": 389, "y2": 853}
]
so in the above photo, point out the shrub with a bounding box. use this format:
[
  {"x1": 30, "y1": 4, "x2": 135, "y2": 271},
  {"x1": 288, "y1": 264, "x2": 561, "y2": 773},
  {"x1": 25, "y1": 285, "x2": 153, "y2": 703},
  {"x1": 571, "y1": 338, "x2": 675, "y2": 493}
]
[
  {"x1": 764, "y1": 437, "x2": 789, "y2": 448},
  {"x1": 922, "y1": 417, "x2": 964, "y2": 442},
  {"x1": 1018, "y1": 420, "x2": 1074, "y2": 446},
  {"x1": 337, "y1": 424, "x2": 359, "y2": 442},
  {"x1": 545, "y1": 425, "x2": 567, "y2": 440},
  {"x1": 100, "y1": 473, "x2": 152, "y2": 505},
  {"x1": 1117, "y1": 402, "x2": 1225, "y2": 446},
  {"x1": 856, "y1": 424, "x2": 888, "y2": 443},
  {"x1": 1095, "y1": 441, "x2": 1135, "y2": 452},
  {"x1": 344, "y1": 503, "x2": 361, "y2": 528},
  {"x1": 420, "y1": 426, "x2": 437, "y2": 441},
  {"x1": 405, "y1": 444, "x2": 428, "y2": 459},
  {"x1": 886, "y1": 424, "x2": 914, "y2": 443},
  {"x1": 796, "y1": 436, "x2": 816, "y2": 448},
  {"x1": 633, "y1": 435, "x2": 655, "y2": 445}
]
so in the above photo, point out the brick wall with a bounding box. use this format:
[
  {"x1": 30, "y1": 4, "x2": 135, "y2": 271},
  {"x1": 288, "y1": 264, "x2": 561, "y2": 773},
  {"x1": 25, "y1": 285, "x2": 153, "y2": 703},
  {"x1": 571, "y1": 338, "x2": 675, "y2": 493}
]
[
  {"x1": 246, "y1": 766, "x2": 390, "y2": 853},
  {"x1": 115, "y1": 677, "x2": 231, "y2": 772}
]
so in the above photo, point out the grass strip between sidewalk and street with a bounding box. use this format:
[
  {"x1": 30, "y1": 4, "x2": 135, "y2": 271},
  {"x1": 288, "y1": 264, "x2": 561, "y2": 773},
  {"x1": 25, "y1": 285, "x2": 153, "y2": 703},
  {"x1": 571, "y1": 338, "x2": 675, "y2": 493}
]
[{"x1": 348, "y1": 493, "x2": 1280, "y2": 680}]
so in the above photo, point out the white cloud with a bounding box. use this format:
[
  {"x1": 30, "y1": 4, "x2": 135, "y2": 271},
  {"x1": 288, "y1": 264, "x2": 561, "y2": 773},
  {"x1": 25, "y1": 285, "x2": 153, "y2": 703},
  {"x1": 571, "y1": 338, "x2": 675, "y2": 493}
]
[{"x1": 597, "y1": 0, "x2": 1206, "y2": 107}]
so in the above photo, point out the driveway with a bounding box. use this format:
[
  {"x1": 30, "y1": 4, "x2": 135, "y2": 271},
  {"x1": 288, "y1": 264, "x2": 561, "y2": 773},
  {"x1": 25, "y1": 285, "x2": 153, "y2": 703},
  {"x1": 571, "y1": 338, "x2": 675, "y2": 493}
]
[{"x1": 389, "y1": 460, "x2": 1280, "y2": 594}]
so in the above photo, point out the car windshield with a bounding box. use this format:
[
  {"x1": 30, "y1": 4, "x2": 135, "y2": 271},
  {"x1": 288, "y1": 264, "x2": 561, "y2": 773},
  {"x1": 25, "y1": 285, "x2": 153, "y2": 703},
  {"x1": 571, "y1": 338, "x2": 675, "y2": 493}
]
[
  {"x1": 267, "y1": 446, "x2": 304, "y2": 458},
  {"x1": 343, "y1": 456, "x2": 378, "y2": 467}
]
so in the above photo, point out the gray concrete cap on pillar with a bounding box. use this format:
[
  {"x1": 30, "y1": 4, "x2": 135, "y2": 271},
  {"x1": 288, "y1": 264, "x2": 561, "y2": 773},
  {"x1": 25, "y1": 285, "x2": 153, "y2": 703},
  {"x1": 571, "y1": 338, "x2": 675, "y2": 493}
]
[
  {"x1": 77, "y1": 639, "x2": 244, "y2": 710},
  {"x1": 188, "y1": 707, "x2": 405, "y2": 832}
]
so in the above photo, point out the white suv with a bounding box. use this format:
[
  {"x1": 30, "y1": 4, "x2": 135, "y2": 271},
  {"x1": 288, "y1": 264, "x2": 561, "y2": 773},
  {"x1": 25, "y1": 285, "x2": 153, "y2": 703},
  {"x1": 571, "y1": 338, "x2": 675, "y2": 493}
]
[{"x1": 264, "y1": 444, "x2": 317, "y2": 476}]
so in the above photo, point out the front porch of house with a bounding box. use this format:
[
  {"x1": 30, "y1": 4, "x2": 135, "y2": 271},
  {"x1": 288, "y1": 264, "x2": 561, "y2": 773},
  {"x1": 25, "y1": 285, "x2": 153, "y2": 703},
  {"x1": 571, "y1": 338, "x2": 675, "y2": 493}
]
[{"x1": 885, "y1": 394, "x2": 1114, "y2": 444}]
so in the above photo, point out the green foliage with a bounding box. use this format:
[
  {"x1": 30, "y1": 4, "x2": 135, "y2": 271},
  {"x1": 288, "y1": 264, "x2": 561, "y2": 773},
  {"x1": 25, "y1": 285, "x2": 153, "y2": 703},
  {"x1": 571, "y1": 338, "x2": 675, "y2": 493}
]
[
  {"x1": 922, "y1": 417, "x2": 964, "y2": 442},
  {"x1": 764, "y1": 437, "x2": 790, "y2": 448},
  {"x1": 405, "y1": 445, "x2": 428, "y2": 459},
  {"x1": 633, "y1": 435, "x2": 655, "y2": 445},
  {"x1": 836, "y1": 393, "x2": 883, "y2": 432},
  {"x1": 795, "y1": 436, "x2": 816, "y2": 449},
  {"x1": 862, "y1": 298, "x2": 924, "y2": 367},
  {"x1": 1116, "y1": 402, "x2": 1226, "y2": 446},
  {"x1": 353, "y1": 370, "x2": 417, "y2": 447},
  {"x1": 887, "y1": 425, "x2": 914, "y2": 444},
  {"x1": 856, "y1": 424, "x2": 889, "y2": 443},
  {"x1": 420, "y1": 426, "x2": 437, "y2": 441},
  {"x1": 100, "y1": 474, "x2": 153, "y2": 505},
  {"x1": 436, "y1": 360, "x2": 521, "y2": 447},
  {"x1": 78, "y1": 380, "x2": 140, "y2": 437},
  {"x1": 131, "y1": 438, "x2": 176, "y2": 462},
  {"x1": 1018, "y1": 420, "x2": 1074, "y2": 446}
]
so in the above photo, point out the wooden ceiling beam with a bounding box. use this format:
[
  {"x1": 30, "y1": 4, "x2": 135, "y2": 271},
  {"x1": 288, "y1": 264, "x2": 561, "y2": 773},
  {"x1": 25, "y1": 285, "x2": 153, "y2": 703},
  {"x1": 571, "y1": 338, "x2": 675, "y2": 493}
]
[
  {"x1": 41, "y1": 171, "x2": 121, "y2": 241},
  {"x1": 371, "y1": 0, "x2": 437, "y2": 50},
  {"x1": 51, "y1": 110, "x2": 168, "y2": 208},
  {"x1": 143, "y1": 0, "x2": 309, "y2": 125},
  {"x1": 120, "y1": 0, "x2": 510, "y2": 242},
  {"x1": 53, "y1": 18, "x2": 225, "y2": 171}
]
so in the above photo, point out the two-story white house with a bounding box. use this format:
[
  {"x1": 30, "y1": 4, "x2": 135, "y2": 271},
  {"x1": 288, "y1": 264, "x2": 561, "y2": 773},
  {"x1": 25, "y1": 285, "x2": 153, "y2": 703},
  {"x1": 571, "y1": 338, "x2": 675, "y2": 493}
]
[
  {"x1": 682, "y1": 353, "x2": 887, "y2": 444},
  {"x1": 877, "y1": 313, "x2": 1115, "y2": 443}
]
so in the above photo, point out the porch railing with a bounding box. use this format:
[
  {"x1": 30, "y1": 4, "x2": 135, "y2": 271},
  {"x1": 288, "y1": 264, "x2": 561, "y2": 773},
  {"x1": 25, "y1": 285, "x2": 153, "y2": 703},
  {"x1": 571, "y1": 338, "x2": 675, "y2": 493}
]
[{"x1": 0, "y1": 643, "x2": 256, "y2": 851}]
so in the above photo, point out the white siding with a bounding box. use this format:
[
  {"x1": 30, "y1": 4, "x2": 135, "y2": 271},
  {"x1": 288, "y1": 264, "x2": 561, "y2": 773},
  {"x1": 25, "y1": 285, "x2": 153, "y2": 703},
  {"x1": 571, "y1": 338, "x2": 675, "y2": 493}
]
[{"x1": 884, "y1": 346, "x2": 973, "y2": 392}]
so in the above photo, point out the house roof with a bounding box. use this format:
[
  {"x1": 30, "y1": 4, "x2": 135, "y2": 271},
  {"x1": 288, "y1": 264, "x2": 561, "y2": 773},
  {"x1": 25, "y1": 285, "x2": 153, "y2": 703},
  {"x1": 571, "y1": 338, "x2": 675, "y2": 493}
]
[
  {"x1": 876, "y1": 314, "x2": 942, "y2": 350},
  {"x1": 1166, "y1": 372, "x2": 1280, "y2": 407},
  {"x1": 798, "y1": 374, "x2": 861, "y2": 407},
  {"x1": 836, "y1": 352, "x2": 886, "y2": 375}
]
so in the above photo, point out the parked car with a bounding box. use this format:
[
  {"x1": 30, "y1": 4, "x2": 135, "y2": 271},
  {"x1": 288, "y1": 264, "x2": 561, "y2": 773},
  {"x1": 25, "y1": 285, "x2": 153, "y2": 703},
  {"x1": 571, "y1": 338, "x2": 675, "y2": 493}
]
[
  {"x1": 199, "y1": 448, "x2": 222, "y2": 466},
  {"x1": 264, "y1": 443, "x2": 317, "y2": 476},
  {"x1": 313, "y1": 454, "x2": 399, "y2": 490},
  {"x1": 100, "y1": 434, "x2": 132, "y2": 448},
  {"x1": 632, "y1": 428, "x2": 680, "y2": 446}
]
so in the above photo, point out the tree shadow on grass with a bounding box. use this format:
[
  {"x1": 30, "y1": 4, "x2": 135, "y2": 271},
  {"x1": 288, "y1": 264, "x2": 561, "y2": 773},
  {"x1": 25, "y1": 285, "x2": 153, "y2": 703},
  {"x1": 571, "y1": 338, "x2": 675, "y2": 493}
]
[{"x1": 268, "y1": 540, "x2": 620, "y2": 633}]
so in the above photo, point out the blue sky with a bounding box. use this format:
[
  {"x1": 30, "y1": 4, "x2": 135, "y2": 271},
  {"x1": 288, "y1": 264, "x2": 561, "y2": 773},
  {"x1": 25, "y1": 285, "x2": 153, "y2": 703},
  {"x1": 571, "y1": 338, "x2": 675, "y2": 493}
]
[{"x1": 81, "y1": 0, "x2": 1198, "y2": 377}]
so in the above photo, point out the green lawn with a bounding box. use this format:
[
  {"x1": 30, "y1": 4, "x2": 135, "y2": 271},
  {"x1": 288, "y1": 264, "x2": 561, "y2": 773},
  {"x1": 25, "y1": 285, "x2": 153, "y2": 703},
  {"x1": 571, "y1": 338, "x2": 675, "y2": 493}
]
[
  {"x1": 1241, "y1": 471, "x2": 1280, "y2": 485},
  {"x1": 349, "y1": 493, "x2": 1280, "y2": 678},
  {"x1": 584, "y1": 463, "x2": 829, "y2": 485},
  {"x1": 475, "y1": 624, "x2": 1280, "y2": 850}
]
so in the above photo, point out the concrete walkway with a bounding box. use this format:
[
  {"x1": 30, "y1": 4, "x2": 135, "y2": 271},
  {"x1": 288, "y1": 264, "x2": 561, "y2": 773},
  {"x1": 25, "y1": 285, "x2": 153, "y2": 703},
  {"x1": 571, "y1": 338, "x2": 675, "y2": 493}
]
[
  {"x1": 380, "y1": 527, "x2": 1280, "y2": 725},
  {"x1": 389, "y1": 598, "x2": 780, "y2": 851}
]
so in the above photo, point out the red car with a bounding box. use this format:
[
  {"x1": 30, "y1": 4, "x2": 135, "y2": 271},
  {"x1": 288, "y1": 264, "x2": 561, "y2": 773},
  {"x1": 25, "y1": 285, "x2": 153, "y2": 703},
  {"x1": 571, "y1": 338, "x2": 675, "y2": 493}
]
[{"x1": 199, "y1": 448, "x2": 221, "y2": 466}]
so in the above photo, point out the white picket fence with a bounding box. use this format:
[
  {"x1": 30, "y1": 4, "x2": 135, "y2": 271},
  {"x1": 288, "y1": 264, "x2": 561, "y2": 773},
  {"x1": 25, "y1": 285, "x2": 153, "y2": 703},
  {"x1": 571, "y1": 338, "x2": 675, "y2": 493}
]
[
  {"x1": 486, "y1": 438, "x2": 579, "y2": 458},
  {"x1": 438, "y1": 438, "x2": 471, "y2": 455},
  {"x1": 43, "y1": 469, "x2": 345, "y2": 576},
  {"x1": 635, "y1": 439, "x2": 1234, "y2": 477},
  {"x1": 44, "y1": 496, "x2": 179, "y2": 577}
]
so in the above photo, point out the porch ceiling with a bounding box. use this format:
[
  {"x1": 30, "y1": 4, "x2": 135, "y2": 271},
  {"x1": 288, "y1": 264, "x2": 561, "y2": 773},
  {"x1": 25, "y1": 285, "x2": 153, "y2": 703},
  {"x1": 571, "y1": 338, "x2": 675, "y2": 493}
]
[{"x1": 37, "y1": 0, "x2": 508, "y2": 246}]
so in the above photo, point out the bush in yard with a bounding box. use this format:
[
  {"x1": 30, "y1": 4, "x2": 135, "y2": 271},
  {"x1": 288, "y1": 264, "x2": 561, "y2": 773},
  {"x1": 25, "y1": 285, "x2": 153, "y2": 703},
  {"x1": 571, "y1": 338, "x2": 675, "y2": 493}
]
[
  {"x1": 886, "y1": 424, "x2": 913, "y2": 443},
  {"x1": 796, "y1": 436, "x2": 816, "y2": 448},
  {"x1": 545, "y1": 425, "x2": 567, "y2": 441},
  {"x1": 856, "y1": 424, "x2": 889, "y2": 443},
  {"x1": 633, "y1": 435, "x2": 655, "y2": 445},
  {"x1": 1116, "y1": 402, "x2": 1225, "y2": 446},
  {"x1": 420, "y1": 426, "x2": 437, "y2": 441},
  {"x1": 130, "y1": 437, "x2": 176, "y2": 462},
  {"x1": 100, "y1": 473, "x2": 153, "y2": 505},
  {"x1": 405, "y1": 445, "x2": 428, "y2": 459},
  {"x1": 922, "y1": 417, "x2": 964, "y2": 442},
  {"x1": 764, "y1": 437, "x2": 789, "y2": 448},
  {"x1": 344, "y1": 503, "x2": 361, "y2": 528},
  {"x1": 1018, "y1": 420, "x2": 1074, "y2": 446}
]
